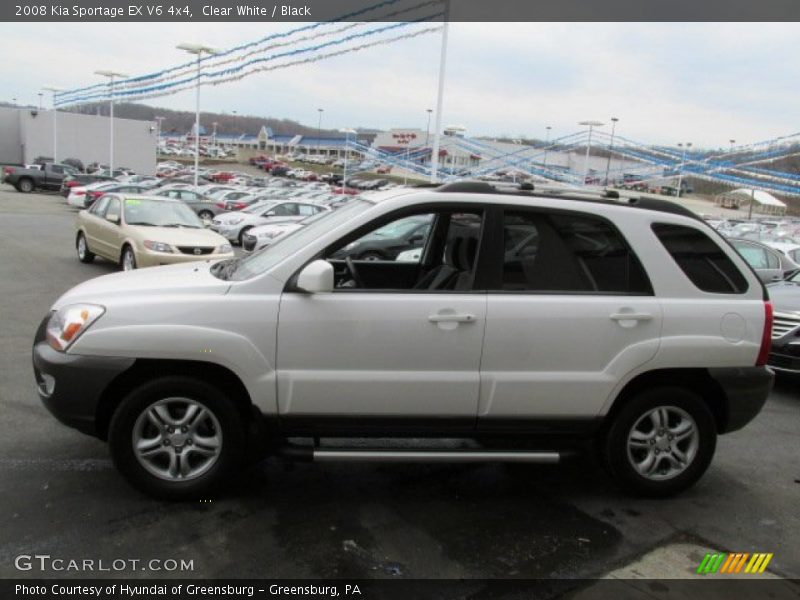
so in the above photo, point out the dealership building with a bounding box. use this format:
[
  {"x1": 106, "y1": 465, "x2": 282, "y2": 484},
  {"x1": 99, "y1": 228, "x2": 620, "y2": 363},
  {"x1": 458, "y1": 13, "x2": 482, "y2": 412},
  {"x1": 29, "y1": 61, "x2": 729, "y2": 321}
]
[{"x1": 0, "y1": 107, "x2": 157, "y2": 175}]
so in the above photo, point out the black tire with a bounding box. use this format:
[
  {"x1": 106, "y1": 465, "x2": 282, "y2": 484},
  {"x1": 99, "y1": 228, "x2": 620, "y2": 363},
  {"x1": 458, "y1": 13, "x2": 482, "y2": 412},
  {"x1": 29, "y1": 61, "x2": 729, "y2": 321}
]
[
  {"x1": 359, "y1": 251, "x2": 384, "y2": 261},
  {"x1": 237, "y1": 226, "x2": 252, "y2": 246},
  {"x1": 120, "y1": 245, "x2": 136, "y2": 271},
  {"x1": 76, "y1": 232, "x2": 95, "y2": 263},
  {"x1": 602, "y1": 387, "x2": 716, "y2": 497},
  {"x1": 198, "y1": 210, "x2": 214, "y2": 221},
  {"x1": 108, "y1": 376, "x2": 246, "y2": 500},
  {"x1": 17, "y1": 178, "x2": 34, "y2": 193}
]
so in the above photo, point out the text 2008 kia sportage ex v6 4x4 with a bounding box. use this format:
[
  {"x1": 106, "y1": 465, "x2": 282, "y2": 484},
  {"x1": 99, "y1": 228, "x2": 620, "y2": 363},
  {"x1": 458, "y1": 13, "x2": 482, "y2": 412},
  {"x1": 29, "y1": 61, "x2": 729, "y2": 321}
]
[{"x1": 33, "y1": 182, "x2": 774, "y2": 499}]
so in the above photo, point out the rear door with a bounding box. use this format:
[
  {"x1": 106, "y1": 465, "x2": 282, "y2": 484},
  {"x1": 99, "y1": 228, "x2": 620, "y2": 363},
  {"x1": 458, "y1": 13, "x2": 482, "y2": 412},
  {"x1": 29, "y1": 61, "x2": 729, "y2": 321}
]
[{"x1": 479, "y1": 207, "x2": 662, "y2": 423}]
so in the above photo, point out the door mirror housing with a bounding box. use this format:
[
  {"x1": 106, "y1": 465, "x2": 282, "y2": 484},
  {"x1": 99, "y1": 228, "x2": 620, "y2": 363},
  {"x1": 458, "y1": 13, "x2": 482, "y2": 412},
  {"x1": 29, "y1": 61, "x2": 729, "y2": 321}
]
[
  {"x1": 296, "y1": 260, "x2": 334, "y2": 293},
  {"x1": 106, "y1": 213, "x2": 120, "y2": 224}
]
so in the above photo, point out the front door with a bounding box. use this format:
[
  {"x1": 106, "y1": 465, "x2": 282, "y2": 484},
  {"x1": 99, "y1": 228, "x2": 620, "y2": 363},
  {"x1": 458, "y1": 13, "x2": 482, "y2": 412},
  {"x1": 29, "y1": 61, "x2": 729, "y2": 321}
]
[{"x1": 275, "y1": 207, "x2": 487, "y2": 418}]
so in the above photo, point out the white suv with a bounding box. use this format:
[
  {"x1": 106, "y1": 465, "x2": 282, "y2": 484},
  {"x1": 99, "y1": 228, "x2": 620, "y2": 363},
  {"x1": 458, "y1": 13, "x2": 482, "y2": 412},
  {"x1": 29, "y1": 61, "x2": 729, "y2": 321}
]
[{"x1": 33, "y1": 182, "x2": 774, "y2": 499}]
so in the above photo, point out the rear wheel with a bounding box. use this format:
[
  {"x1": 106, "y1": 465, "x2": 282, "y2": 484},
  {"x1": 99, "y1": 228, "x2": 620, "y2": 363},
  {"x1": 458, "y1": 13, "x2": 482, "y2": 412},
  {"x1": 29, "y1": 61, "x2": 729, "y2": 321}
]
[
  {"x1": 17, "y1": 178, "x2": 34, "y2": 193},
  {"x1": 198, "y1": 210, "x2": 214, "y2": 221},
  {"x1": 602, "y1": 387, "x2": 716, "y2": 497},
  {"x1": 108, "y1": 376, "x2": 246, "y2": 500},
  {"x1": 76, "y1": 232, "x2": 95, "y2": 263},
  {"x1": 121, "y1": 245, "x2": 136, "y2": 271}
]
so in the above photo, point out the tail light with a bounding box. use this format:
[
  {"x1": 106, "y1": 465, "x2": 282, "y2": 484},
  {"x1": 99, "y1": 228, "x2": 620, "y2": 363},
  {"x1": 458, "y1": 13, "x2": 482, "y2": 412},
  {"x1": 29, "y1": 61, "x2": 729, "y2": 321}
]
[
  {"x1": 756, "y1": 301, "x2": 773, "y2": 366},
  {"x1": 75, "y1": 191, "x2": 86, "y2": 196},
  {"x1": 3, "y1": 167, "x2": 14, "y2": 175}
]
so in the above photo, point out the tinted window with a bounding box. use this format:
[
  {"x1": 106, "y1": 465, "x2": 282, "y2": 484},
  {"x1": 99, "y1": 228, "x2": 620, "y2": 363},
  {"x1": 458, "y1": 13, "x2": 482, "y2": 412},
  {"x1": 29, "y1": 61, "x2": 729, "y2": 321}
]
[
  {"x1": 501, "y1": 210, "x2": 651, "y2": 294},
  {"x1": 652, "y1": 224, "x2": 748, "y2": 294}
]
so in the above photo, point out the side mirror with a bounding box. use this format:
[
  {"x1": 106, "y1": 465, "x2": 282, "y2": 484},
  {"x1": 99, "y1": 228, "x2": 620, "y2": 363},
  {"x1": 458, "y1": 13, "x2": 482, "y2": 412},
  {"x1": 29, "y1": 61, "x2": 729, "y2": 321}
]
[
  {"x1": 106, "y1": 213, "x2": 120, "y2": 224},
  {"x1": 408, "y1": 234, "x2": 424, "y2": 244},
  {"x1": 296, "y1": 260, "x2": 334, "y2": 293}
]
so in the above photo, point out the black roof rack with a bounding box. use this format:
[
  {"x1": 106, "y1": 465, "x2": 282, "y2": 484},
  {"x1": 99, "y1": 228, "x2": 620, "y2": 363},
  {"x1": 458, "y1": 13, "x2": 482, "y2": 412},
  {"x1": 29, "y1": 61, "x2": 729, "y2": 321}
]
[{"x1": 432, "y1": 180, "x2": 700, "y2": 221}]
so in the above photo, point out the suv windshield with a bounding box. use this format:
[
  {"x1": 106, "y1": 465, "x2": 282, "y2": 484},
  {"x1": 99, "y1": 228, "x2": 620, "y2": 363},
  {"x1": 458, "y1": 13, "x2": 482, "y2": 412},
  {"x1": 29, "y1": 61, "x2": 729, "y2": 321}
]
[
  {"x1": 123, "y1": 198, "x2": 203, "y2": 228},
  {"x1": 225, "y1": 200, "x2": 374, "y2": 281}
]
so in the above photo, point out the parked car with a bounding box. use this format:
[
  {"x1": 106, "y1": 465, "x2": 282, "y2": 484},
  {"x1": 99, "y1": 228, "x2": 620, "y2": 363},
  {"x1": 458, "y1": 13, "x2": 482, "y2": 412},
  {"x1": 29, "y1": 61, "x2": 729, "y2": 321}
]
[
  {"x1": 34, "y1": 182, "x2": 773, "y2": 500},
  {"x1": 766, "y1": 273, "x2": 800, "y2": 374},
  {"x1": 154, "y1": 189, "x2": 223, "y2": 221},
  {"x1": 5, "y1": 162, "x2": 79, "y2": 193},
  {"x1": 729, "y1": 238, "x2": 800, "y2": 283},
  {"x1": 67, "y1": 181, "x2": 125, "y2": 208},
  {"x1": 241, "y1": 211, "x2": 330, "y2": 253},
  {"x1": 330, "y1": 215, "x2": 432, "y2": 261},
  {"x1": 211, "y1": 200, "x2": 328, "y2": 245},
  {"x1": 74, "y1": 194, "x2": 234, "y2": 271}
]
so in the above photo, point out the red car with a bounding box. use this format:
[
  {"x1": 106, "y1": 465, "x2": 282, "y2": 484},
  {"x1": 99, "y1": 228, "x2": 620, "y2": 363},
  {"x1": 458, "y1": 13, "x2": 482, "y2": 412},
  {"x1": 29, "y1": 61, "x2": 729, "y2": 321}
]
[
  {"x1": 376, "y1": 165, "x2": 392, "y2": 174},
  {"x1": 209, "y1": 171, "x2": 236, "y2": 183},
  {"x1": 332, "y1": 186, "x2": 360, "y2": 195}
]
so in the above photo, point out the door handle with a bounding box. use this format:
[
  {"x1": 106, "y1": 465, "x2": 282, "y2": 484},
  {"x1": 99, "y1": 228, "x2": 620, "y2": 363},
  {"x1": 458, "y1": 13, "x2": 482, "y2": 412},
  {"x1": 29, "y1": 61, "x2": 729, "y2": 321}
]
[
  {"x1": 610, "y1": 312, "x2": 653, "y2": 322},
  {"x1": 428, "y1": 313, "x2": 477, "y2": 323}
]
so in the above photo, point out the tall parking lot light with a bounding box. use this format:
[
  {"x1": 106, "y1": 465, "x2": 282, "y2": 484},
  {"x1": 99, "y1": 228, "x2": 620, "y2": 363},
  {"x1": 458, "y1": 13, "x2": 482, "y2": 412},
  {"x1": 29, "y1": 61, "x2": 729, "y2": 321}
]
[
  {"x1": 155, "y1": 116, "x2": 165, "y2": 154},
  {"x1": 543, "y1": 125, "x2": 552, "y2": 170},
  {"x1": 604, "y1": 117, "x2": 619, "y2": 186},
  {"x1": 94, "y1": 70, "x2": 129, "y2": 174},
  {"x1": 317, "y1": 108, "x2": 324, "y2": 156},
  {"x1": 176, "y1": 43, "x2": 219, "y2": 188},
  {"x1": 676, "y1": 141, "x2": 692, "y2": 198},
  {"x1": 42, "y1": 86, "x2": 62, "y2": 163},
  {"x1": 339, "y1": 128, "x2": 356, "y2": 191},
  {"x1": 579, "y1": 120, "x2": 604, "y2": 185}
]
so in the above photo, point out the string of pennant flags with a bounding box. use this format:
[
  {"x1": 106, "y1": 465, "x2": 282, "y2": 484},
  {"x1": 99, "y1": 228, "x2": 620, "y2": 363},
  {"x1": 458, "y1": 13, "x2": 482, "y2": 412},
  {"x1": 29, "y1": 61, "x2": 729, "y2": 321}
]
[{"x1": 54, "y1": 0, "x2": 444, "y2": 108}]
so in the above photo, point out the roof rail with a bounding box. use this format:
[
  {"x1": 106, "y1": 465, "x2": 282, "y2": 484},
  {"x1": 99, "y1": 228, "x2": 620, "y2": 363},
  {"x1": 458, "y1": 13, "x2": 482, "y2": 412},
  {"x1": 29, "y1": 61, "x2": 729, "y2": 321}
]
[{"x1": 432, "y1": 180, "x2": 700, "y2": 221}]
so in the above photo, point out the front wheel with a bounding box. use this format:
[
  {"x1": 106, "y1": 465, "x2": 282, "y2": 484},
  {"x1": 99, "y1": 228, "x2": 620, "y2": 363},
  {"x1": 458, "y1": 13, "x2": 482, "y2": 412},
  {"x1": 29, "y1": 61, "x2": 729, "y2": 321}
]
[
  {"x1": 76, "y1": 232, "x2": 95, "y2": 263},
  {"x1": 121, "y1": 245, "x2": 137, "y2": 271},
  {"x1": 108, "y1": 377, "x2": 246, "y2": 500},
  {"x1": 602, "y1": 387, "x2": 717, "y2": 497},
  {"x1": 198, "y1": 210, "x2": 214, "y2": 221}
]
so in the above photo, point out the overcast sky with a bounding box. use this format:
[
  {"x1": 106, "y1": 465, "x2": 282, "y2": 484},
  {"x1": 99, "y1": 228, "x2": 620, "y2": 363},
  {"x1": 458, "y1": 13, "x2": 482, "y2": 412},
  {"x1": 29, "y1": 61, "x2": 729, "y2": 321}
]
[{"x1": 0, "y1": 21, "x2": 797, "y2": 148}]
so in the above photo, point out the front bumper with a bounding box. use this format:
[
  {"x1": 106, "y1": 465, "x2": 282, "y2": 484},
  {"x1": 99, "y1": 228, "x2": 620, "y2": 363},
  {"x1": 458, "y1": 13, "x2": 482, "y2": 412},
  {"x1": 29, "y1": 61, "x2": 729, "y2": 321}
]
[
  {"x1": 135, "y1": 249, "x2": 234, "y2": 268},
  {"x1": 708, "y1": 366, "x2": 775, "y2": 433},
  {"x1": 32, "y1": 318, "x2": 135, "y2": 437}
]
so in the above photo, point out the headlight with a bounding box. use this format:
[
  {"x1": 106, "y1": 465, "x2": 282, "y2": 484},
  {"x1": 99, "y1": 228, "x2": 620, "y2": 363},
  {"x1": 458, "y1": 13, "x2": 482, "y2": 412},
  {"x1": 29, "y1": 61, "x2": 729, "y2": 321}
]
[
  {"x1": 46, "y1": 304, "x2": 105, "y2": 352},
  {"x1": 218, "y1": 244, "x2": 232, "y2": 253},
  {"x1": 143, "y1": 240, "x2": 173, "y2": 253},
  {"x1": 228, "y1": 218, "x2": 244, "y2": 226}
]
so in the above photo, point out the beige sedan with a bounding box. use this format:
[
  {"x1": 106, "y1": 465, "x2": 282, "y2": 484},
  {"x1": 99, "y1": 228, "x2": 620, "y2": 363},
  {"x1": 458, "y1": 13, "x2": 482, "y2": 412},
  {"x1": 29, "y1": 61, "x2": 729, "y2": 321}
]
[{"x1": 75, "y1": 194, "x2": 234, "y2": 270}]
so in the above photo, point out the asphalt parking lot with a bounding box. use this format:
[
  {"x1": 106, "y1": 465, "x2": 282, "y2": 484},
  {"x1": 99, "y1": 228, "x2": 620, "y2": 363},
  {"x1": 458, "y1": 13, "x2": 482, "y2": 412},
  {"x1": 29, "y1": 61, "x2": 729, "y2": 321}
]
[{"x1": 0, "y1": 187, "x2": 798, "y2": 584}]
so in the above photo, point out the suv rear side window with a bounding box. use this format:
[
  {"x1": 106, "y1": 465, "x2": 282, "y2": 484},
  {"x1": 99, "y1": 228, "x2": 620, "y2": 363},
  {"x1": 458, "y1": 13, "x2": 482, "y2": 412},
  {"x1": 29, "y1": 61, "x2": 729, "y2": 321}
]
[
  {"x1": 501, "y1": 210, "x2": 652, "y2": 294},
  {"x1": 652, "y1": 223, "x2": 748, "y2": 294}
]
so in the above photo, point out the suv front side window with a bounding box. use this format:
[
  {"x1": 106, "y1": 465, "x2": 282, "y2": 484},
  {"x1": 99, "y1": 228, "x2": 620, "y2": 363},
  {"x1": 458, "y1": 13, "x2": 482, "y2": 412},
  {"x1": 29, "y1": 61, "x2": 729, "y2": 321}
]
[{"x1": 325, "y1": 209, "x2": 482, "y2": 291}]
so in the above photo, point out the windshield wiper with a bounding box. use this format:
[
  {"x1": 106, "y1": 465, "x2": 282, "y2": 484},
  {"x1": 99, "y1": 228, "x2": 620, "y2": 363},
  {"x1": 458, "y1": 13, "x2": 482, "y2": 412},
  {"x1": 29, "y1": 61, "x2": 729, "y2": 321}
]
[
  {"x1": 160, "y1": 223, "x2": 201, "y2": 229},
  {"x1": 126, "y1": 221, "x2": 157, "y2": 226}
]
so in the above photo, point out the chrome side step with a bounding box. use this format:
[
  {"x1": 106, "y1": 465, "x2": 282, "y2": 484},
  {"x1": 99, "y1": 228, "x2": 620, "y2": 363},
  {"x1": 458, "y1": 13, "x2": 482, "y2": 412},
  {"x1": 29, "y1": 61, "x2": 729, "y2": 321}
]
[{"x1": 310, "y1": 449, "x2": 561, "y2": 463}]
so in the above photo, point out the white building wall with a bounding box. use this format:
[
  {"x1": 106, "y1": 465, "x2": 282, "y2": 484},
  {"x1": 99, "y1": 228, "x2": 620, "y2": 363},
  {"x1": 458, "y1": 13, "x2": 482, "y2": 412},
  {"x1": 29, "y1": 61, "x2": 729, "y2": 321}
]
[{"x1": 0, "y1": 108, "x2": 156, "y2": 175}]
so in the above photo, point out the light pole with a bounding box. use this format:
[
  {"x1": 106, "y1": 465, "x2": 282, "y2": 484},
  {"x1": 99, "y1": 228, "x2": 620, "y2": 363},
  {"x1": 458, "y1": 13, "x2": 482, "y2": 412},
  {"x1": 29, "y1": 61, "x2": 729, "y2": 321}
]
[
  {"x1": 425, "y1": 108, "x2": 433, "y2": 145},
  {"x1": 579, "y1": 120, "x2": 604, "y2": 185},
  {"x1": 339, "y1": 128, "x2": 356, "y2": 191},
  {"x1": 316, "y1": 108, "x2": 324, "y2": 157},
  {"x1": 604, "y1": 117, "x2": 619, "y2": 186},
  {"x1": 212, "y1": 121, "x2": 218, "y2": 147},
  {"x1": 37, "y1": 93, "x2": 43, "y2": 111},
  {"x1": 676, "y1": 142, "x2": 692, "y2": 198},
  {"x1": 155, "y1": 116, "x2": 165, "y2": 154},
  {"x1": 94, "y1": 70, "x2": 129, "y2": 174},
  {"x1": 177, "y1": 43, "x2": 218, "y2": 188},
  {"x1": 542, "y1": 126, "x2": 552, "y2": 171},
  {"x1": 729, "y1": 139, "x2": 736, "y2": 154},
  {"x1": 42, "y1": 86, "x2": 62, "y2": 163}
]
